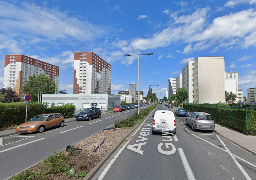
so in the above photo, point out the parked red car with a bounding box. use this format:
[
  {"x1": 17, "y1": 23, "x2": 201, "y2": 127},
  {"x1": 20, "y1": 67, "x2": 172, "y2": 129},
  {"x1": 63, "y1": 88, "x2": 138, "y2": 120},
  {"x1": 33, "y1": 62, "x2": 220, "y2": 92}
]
[{"x1": 113, "y1": 105, "x2": 123, "y2": 112}]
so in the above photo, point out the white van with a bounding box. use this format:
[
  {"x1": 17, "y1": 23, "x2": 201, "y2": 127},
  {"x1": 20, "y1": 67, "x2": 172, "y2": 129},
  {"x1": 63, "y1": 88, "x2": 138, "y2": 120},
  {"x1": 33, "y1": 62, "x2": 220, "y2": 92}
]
[{"x1": 152, "y1": 110, "x2": 176, "y2": 135}]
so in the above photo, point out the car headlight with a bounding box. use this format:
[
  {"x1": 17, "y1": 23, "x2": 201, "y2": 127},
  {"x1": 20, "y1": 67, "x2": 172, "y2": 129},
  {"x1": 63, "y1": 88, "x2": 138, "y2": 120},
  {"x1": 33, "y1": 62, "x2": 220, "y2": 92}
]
[
  {"x1": 29, "y1": 125, "x2": 37, "y2": 128},
  {"x1": 83, "y1": 114, "x2": 87, "y2": 117},
  {"x1": 17, "y1": 126, "x2": 19, "y2": 128}
]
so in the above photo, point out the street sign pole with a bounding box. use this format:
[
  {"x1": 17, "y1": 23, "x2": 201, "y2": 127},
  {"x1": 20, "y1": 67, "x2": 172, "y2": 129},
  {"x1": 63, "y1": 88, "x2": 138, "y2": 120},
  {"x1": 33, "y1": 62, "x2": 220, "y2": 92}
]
[{"x1": 25, "y1": 102, "x2": 28, "y2": 122}]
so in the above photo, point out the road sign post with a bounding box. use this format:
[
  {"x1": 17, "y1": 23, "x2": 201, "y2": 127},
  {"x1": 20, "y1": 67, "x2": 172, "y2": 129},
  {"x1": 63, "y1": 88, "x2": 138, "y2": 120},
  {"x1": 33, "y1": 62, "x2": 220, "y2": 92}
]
[{"x1": 25, "y1": 95, "x2": 31, "y2": 122}]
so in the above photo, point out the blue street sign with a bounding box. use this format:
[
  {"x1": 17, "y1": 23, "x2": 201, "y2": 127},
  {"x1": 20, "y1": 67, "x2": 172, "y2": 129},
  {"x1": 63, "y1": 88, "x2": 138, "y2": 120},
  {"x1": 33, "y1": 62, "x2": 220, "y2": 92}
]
[{"x1": 25, "y1": 95, "x2": 31, "y2": 101}]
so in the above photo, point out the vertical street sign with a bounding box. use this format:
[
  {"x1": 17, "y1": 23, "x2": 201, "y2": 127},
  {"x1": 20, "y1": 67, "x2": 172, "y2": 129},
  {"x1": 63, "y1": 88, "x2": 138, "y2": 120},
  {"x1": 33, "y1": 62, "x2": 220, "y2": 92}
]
[{"x1": 24, "y1": 95, "x2": 31, "y2": 122}]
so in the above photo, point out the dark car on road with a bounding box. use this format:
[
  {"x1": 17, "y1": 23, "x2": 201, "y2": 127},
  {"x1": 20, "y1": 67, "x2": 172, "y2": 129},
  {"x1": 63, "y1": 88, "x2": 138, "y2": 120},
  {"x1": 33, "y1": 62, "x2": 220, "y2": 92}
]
[
  {"x1": 76, "y1": 108, "x2": 101, "y2": 121},
  {"x1": 126, "y1": 105, "x2": 131, "y2": 110},
  {"x1": 122, "y1": 105, "x2": 127, "y2": 111},
  {"x1": 175, "y1": 108, "x2": 188, "y2": 117}
]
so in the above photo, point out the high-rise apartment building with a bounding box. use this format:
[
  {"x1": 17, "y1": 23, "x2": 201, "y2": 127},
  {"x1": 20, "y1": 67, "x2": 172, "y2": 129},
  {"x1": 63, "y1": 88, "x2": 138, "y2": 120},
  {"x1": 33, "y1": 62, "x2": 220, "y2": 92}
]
[
  {"x1": 182, "y1": 61, "x2": 195, "y2": 103},
  {"x1": 73, "y1": 52, "x2": 111, "y2": 94},
  {"x1": 176, "y1": 74, "x2": 182, "y2": 90},
  {"x1": 247, "y1": 88, "x2": 256, "y2": 103},
  {"x1": 237, "y1": 90, "x2": 243, "y2": 102},
  {"x1": 168, "y1": 78, "x2": 176, "y2": 98},
  {"x1": 3, "y1": 54, "x2": 59, "y2": 97},
  {"x1": 225, "y1": 72, "x2": 238, "y2": 103},
  {"x1": 194, "y1": 57, "x2": 225, "y2": 104}
]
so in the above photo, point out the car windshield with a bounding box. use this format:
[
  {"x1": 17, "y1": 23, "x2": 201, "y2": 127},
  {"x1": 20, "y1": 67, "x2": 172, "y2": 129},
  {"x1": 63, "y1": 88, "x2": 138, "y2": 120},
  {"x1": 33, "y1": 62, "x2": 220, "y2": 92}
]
[
  {"x1": 115, "y1": 105, "x2": 120, "y2": 108},
  {"x1": 81, "y1": 109, "x2": 90, "y2": 113},
  {"x1": 197, "y1": 115, "x2": 213, "y2": 120},
  {"x1": 30, "y1": 115, "x2": 48, "y2": 121}
]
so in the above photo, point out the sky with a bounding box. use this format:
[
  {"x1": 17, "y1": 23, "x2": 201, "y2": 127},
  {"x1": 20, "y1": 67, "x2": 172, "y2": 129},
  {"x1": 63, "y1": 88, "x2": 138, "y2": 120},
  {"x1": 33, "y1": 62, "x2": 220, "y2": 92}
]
[{"x1": 0, "y1": 0, "x2": 256, "y2": 99}]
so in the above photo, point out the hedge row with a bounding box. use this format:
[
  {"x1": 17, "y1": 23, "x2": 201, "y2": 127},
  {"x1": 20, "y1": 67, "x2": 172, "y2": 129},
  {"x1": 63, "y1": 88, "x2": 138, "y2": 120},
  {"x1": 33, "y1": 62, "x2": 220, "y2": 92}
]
[
  {"x1": 183, "y1": 103, "x2": 256, "y2": 135},
  {"x1": 115, "y1": 105, "x2": 155, "y2": 128},
  {"x1": 0, "y1": 103, "x2": 76, "y2": 130}
]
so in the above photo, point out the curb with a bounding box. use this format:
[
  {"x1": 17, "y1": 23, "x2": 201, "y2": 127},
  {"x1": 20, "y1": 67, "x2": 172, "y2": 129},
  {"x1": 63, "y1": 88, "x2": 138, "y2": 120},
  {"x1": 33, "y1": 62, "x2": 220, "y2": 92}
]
[
  {"x1": 214, "y1": 130, "x2": 256, "y2": 156},
  {"x1": 84, "y1": 107, "x2": 156, "y2": 180}
]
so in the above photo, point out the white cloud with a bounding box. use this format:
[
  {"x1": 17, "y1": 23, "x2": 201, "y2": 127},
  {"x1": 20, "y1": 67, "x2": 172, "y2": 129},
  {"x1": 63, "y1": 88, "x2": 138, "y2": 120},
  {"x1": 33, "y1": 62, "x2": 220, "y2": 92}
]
[
  {"x1": 229, "y1": 62, "x2": 236, "y2": 68},
  {"x1": 111, "y1": 84, "x2": 125, "y2": 91},
  {"x1": 31, "y1": 50, "x2": 74, "y2": 69},
  {"x1": 167, "y1": 54, "x2": 172, "y2": 58},
  {"x1": 237, "y1": 55, "x2": 253, "y2": 61},
  {"x1": 216, "y1": 7, "x2": 224, "y2": 12},
  {"x1": 176, "y1": 50, "x2": 182, "y2": 53},
  {"x1": 241, "y1": 64, "x2": 252, "y2": 68},
  {"x1": 112, "y1": 5, "x2": 120, "y2": 11},
  {"x1": 157, "y1": 55, "x2": 163, "y2": 60},
  {"x1": 173, "y1": 1, "x2": 189, "y2": 7},
  {"x1": 137, "y1": 15, "x2": 148, "y2": 20},
  {"x1": 180, "y1": 57, "x2": 194, "y2": 64},
  {"x1": 171, "y1": 71, "x2": 179, "y2": 75},
  {"x1": 0, "y1": 34, "x2": 23, "y2": 54},
  {"x1": 183, "y1": 44, "x2": 192, "y2": 54},
  {"x1": 163, "y1": 9, "x2": 171, "y2": 15},
  {"x1": 0, "y1": 1, "x2": 106, "y2": 44},
  {"x1": 225, "y1": 0, "x2": 256, "y2": 8}
]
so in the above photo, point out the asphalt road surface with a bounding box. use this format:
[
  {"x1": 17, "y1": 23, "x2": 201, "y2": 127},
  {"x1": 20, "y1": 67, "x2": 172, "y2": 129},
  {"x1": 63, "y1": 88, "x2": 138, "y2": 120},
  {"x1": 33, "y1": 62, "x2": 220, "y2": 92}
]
[
  {"x1": 0, "y1": 106, "x2": 149, "y2": 180},
  {"x1": 93, "y1": 104, "x2": 256, "y2": 180}
]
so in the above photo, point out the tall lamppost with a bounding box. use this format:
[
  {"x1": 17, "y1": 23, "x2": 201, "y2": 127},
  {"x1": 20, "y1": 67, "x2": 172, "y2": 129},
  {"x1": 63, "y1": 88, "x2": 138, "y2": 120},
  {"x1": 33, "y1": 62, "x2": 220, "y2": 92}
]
[
  {"x1": 149, "y1": 85, "x2": 159, "y2": 105},
  {"x1": 126, "y1": 49, "x2": 153, "y2": 114}
]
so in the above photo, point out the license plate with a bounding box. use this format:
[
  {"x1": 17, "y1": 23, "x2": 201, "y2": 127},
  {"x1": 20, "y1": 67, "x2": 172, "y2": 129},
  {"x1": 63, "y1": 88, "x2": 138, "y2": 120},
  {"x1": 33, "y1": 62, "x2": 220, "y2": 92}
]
[
  {"x1": 78, "y1": 117, "x2": 82, "y2": 118},
  {"x1": 19, "y1": 129, "x2": 28, "y2": 132}
]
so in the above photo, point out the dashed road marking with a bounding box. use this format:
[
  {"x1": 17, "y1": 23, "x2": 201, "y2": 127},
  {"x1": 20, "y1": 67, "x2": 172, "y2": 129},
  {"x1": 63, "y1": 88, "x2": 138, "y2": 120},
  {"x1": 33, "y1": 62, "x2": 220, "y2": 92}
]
[
  {"x1": 60, "y1": 126, "x2": 82, "y2": 133},
  {"x1": 0, "y1": 138, "x2": 45, "y2": 154}
]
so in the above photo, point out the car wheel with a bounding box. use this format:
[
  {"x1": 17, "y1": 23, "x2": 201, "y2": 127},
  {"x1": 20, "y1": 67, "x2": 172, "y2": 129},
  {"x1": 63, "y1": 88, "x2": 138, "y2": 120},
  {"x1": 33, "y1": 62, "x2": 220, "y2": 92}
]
[
  {"x1": 37, "y1": 126, "x2": 45, "y2": 133},
  {"x1": 191, "y1": 124, "x2": 195, "y2": 131},
  {"x1": 152, "y1": 129, "x2": 156, "y2": 135},
  {"x1": 98, "y1": 114, "x2": 101, "y2": 118},
  {"x1": 59, "y1": 121, "x2": 64, "y2": 127},
  {"x1": 88, "y1": 116, "x2": 91, "y2": 121}
]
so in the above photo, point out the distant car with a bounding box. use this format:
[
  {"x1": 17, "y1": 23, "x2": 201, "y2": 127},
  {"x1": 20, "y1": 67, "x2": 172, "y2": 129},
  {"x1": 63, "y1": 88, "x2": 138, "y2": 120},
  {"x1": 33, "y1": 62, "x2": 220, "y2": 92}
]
[
  {"x1": 152, "y1": 110, "x2": 176, "y2": 135},
  {"x1": 175, "y1": 108, "x2": 188, "y2": 117},
  {"x1": 126, "y1": 105, "x2": 131, "y2": 110},
  {"x1": 145, "y1": 102, "x2": 149, "y2": 105},
  {"x1": 76, "y1": 108, "x2": 101, "y2": 121},
  {"x1": 134, "y1": 104, "x2": 138, "y2": 108},
  {"x1": 186, "y1": 112, "x2": 215, "y2": 131},
  {"x1": 130, "y1": 104, "x2": 135, "y2": 109},
  {"x1": 113, "y1": 105, "x2": 123, "y2": 112},
  {"x1": 122, "y1": 105, "x2": 127, "y2": 111},
  {"x1": 16, "y1": 113, "x2": 64, "y2": 134}
]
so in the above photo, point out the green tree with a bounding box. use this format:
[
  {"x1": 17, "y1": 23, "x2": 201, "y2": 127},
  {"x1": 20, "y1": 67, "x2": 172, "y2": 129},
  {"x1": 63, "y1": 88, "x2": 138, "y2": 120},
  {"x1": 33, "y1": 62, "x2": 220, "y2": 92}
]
[
  {"x1": 23, "y1": 74, "x2": 56, "y2": 102},
  {"x1": 175, "y1": 88, "x2": 188, "y2": 107},
  {"x1": 0, "y1": 87, "x2": 21, "y2": 103},
  {"x1": 168, "y1": 94, "x2": 176, "y2": 104},
  {"x1": 162, "y1": 96, "x2": 168, "y2": 101},
  {"x1": 225, "y1": 91, "x2": 237, "y2": 103},
  {"x1": 243, "y1": 96, "x2": 247, "y2": 102}
]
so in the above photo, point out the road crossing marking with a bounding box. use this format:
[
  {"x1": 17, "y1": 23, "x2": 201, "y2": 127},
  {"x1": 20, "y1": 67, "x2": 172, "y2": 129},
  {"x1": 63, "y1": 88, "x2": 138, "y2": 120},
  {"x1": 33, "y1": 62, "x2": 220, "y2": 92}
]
[
  {"x1": 60, "y1": 126, "x2": 82, "y2": 133},
  {"x1": 173, "y1": 135, "x2": 178, "y2": 141},
  {"x1": 99, "y1": 120, "x2": 102, "y2": 121}
]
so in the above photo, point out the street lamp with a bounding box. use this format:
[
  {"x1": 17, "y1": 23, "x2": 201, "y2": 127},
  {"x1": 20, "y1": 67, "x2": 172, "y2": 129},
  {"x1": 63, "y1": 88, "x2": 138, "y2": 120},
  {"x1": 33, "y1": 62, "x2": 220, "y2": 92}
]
[
  {"x1": 149, "y1": 85, "x2": 159, "y2": 105},
  {"x1": 125, "y1": 49, "x2": 153, "y2": 114}
]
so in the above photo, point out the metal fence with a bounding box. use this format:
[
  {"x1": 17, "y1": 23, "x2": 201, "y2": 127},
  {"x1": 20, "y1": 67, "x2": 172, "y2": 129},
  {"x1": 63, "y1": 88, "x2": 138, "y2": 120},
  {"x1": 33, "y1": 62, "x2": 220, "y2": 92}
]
[{"x1": 183, "y1": 103, "x2": 256, "y2": 135}]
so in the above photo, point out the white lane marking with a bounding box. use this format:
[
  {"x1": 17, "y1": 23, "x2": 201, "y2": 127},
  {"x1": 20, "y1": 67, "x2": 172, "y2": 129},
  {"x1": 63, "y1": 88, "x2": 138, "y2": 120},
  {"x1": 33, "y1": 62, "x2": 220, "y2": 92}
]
[
  {"x1": 93, "y1": 122, "x2": 95, "y2": 124},
  {"x1": 184, "y1": 128, "x2": 189, "y2": 132},
  {"x1": 217, "y1": 135, "x2": 252, "y2": 180},
  {"x1": 192, "y1": 134, "x2": 256, "y2": 169},
  {"x1": 0, "y1": 138, "x2": 2, "y2": 146},
  {"x1": 98, "y1": 112, "x2": 150, "y2": 180},
  {"x1": 178, "y1": 148, "x2": 196, "y2": 180},
  {"x1": 197, "y1": 134, "x2": 215, "y2": 136},
  {"x1": 89, "y1": 123, "x2": 92, "y2": 124},
  {"x1": 99, "y1": 120, "x2": 102, "y2": 121},
  {"x1": 96, "y1": 121, "x2": 98, "y2": 122},
  {"x1": 106, "y1": 118, "x2": 108, "y2": 119},
  {"x1": 15, "y1": 136, "x2": 34, "y2": 138},
  {"x1": 173, "y1": 135, "x2": 178, "y2": 141},
  {"x1": 60, "y1": 126, "x2": 83, "y2": 133},
  {"x1": 115, "y1": 115, "x2": 117, "y2": 117},
  {"x1": 0, "y1": 138, "x2": 45, "y2": 154}
]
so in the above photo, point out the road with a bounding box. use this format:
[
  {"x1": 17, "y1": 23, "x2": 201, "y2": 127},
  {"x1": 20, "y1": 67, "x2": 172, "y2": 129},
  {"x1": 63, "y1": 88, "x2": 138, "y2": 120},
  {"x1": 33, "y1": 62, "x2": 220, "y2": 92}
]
[
  {"x1": 0, "y1": 106, "x2": 149, "y2": 180},
  {"x1": 93, "y1": 104, "x2": 256, "y2": 180}
]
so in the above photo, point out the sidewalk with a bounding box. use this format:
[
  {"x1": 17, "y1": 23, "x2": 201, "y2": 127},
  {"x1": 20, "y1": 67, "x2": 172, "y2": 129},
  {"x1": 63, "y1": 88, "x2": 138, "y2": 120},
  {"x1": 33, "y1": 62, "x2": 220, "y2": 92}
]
[{"x1": 171, "y1": 106, "x2": 256, "y2": 155}]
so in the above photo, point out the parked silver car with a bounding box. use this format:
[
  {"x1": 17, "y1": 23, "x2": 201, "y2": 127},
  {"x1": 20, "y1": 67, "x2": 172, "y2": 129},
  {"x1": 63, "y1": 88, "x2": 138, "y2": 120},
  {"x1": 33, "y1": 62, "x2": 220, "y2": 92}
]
[{"x1": 186, "y1": 112, "x2": 215, "y2": 131}]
